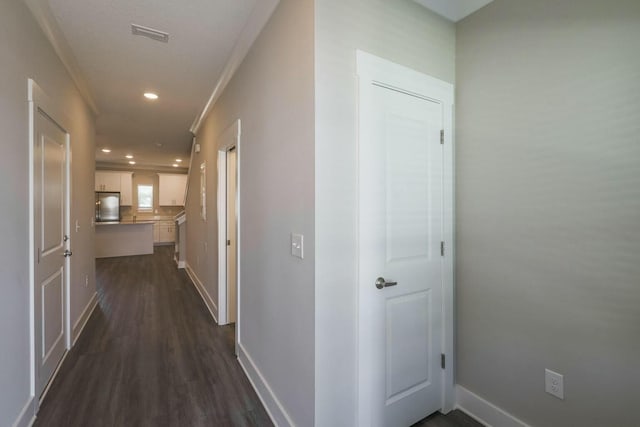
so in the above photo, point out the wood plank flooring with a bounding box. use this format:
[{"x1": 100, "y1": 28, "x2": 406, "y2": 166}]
[
  {"x1": 34, "y1": 246, "x2": 272, "y2": 427},
  {"x1": 35, "y1": 246, "x2": 482, "y2": 427},
  {"x1": 414, "y1": 410, "x2": 484, "y2": 427}
]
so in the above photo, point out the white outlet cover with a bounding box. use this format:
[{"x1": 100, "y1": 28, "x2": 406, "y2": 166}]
[
  {"x1": 291, "y1": 233, "x2": 304, "y2": 259},
  {"x1": 545, "y1": 368, "x2": 564, "y2": 400}
]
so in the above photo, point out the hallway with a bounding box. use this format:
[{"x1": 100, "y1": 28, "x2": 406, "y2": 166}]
[{"x1": 34, "y1": 246, "x2": 272, "y2": 427}]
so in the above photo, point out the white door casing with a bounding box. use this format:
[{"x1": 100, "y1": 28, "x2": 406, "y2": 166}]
[
  {"x1": 28, "y1": 79, "x2": 72, "y2": 401},
  {"x1": 217, "y1": 119, "x2": 241, "y2": 333},
  {"x1": 356, "y1": 51, "x2": 454, "y2": 426}
]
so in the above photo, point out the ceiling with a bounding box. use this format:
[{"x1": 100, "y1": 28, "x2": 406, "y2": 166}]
[
  {"x1": 35, "y1": 0, "x2": 491, "y2": 172},
  {"x1": 42, "y1": 0, "x2": 262, "y2": 170},
  {"x1": 412, "y1": 0, "x2": 494, "y2": 22}
]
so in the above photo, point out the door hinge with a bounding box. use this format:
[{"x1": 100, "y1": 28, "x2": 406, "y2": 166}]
[
  {"x1": 441, "y1": 353, "x2": 446, "y2": 369},
  {"x1": 440, "y1": 129, "x2": 444, "y2": 145},
  {"x1": 440, "y1": 241, "x2": 445, "y2": 256},
  {"x1": 227, "y1": 240, "x2": 231, "y2": 246},
  {"x1": 37, "y1": 248, "x2": 40, "y2": 264}
]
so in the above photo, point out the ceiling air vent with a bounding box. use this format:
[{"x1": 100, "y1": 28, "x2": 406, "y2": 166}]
[{"x1": 131, "y1": 24, "x2": 169, "y2": 43}]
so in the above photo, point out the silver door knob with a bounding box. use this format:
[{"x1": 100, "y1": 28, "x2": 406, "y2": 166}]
[
  {"x1": 375, "y1": 277, "x2": 398, "y2": 289},
  {"x1": 63, "y1": 250, "x2": 73, "y2": 258}
]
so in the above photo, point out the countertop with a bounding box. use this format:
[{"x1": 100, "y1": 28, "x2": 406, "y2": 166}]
[{"x1": 95, "y1": 221, "x2": 155, "y2": 226}]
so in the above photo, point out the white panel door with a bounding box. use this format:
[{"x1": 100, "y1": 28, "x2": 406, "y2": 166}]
[
  {"x1": 359, "y1": 77, "x2": 445, "y2": 425},
  {"x1": 226, "y1": 149, "x2": 238, "y2": 324},
  {"x1": 34, "y1": 108, "x2": 69, "y2": 397}
]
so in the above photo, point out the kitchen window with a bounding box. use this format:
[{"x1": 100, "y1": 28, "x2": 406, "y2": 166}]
[{"x1": 138, "y1": 184, "x2": 153, "y2": 211}]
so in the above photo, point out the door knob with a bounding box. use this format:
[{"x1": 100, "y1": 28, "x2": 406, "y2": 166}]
[
  {"x1": 63, "y1": 250, "x2": 73, "y2": 258},
  {"x1": 375, "y1": 277, "x2": 397, "y2": 289}
]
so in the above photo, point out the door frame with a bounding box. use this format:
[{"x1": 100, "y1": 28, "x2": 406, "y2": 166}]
[
  {"x1": 216, "y1": 120, "x2": 241, "y2": 336},
  {"x1": 28, "y1": 79, "x2": 73, "y2": 402},
  {"x1": 355, "y1": 51, "x2": 455, "y2": 421}
]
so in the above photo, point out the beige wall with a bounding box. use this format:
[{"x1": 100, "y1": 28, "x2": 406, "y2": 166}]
[
  {"x1": 0, "y1": 1, "x2": 96, "y2": 425},
  {"x1": 314, "y1": 0, "x2": 456, "y2": 424},
  {"x1": 456, "y1": 1, "x2": 640, "y2": 425},
  {"x1": 185, "y1": 0, "x2": 315, "y2": 425}
]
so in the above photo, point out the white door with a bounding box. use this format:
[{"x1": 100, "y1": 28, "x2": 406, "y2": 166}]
[
  {"x1": 226, "y1": 148, "x2": 238, "y2": 323},
  {"x1": 358, "y1": 53, "x2": 452, "y2": 427},
  {"x1": 33, "y1": 102, "x2": 70, "y2": 397},
  {"x1": 217, "y1": 119, "x2": 241, "y2": 327}
]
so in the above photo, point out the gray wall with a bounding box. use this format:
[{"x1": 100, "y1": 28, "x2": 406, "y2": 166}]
[
  {"x1": 0, "y1": 1, "x2": 96, "y2": 425},
  {"x1": 185, "y1": 0, "x2": 316, "y2": 424},
  {"x1": 314, "y1": 0, "x2": 455, "y2": 424},
  {"x1": 456, "y1": 1, "x2": 640, "y2": 425}
]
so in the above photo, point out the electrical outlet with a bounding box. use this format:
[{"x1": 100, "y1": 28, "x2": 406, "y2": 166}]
[
  {"x1": 545, "y1": 369, "x2": 564, "y2": 400},
  {"x1": 85, "y1": 275, "x2": 89, "y2": 288},
  {"x1": 291, "y1": 233, "x2": 304, "y2": 259}
]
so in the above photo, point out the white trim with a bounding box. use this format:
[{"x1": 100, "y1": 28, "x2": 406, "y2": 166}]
[
  {"x1": 189, "y1": 1, "x2": 279, "y2": 133},
  {"x1": 11, "y1": 397, "x2": 36, "y2": 427},
  {"x1": 72, "y1": 292, "x2": 98, "y2": 345},
  {"x1": 216, "y1": 120, "x2": 241, "y2": 327},
  {"x1": 355, "y1": 51, "x2": 456, "y2": 421},
  {"x1": 184, "y1": 262, "x2": 218, "y2": 323},
  {"x1": 177, "y1": 260, "x2": 186, "y2": 269},
  {"x1": 456, "y1": 385, "x2": 531, "y2": 427},
  {"x1": 237, "y1": 343, "x2": 295, "y2": 427},
  {"x1": 23, "y1": 0, "x2": 99, "y2": 114}
]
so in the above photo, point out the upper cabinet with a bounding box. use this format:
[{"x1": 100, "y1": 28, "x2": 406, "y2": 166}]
[
  {"x1": 95, "y1": 171, "x2": 121, "y2": 192},
  {"x1": 158, "y1": 173, "x2": 188, "y2": 206},
  {"x1": 95, "y1": 171, "x2": 133, "y2": 206},
  {"x1": 119, "y1": 172, "x2": 133, "y2": 206}
]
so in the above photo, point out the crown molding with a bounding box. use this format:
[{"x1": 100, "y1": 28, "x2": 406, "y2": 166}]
[
  {"x1": 189, "y1": 0, "x2": 279, "y2": 135},
  {"x1": 23, "y1": 0, "x2": 99, "y2": 114}
]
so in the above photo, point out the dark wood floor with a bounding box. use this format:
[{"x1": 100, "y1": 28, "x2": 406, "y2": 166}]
[
  {"x1": 35, "y1": 246, "x2": 272, "y2": 427},
  {"x1": 414, "y1": 410, "x2": 484, "y2": 427},
  {"x1": 35, "y1": 246, "x2": 482, "y2": 427}
]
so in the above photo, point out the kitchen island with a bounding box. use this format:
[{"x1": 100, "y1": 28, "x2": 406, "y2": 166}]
[{"x1": 95, "y1": 221, "x2": 154, "y2": 258}]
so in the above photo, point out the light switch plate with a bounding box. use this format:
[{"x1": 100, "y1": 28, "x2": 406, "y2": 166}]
[{"x1": 291, "y1": 233, "x2": 304, "y2": 259}]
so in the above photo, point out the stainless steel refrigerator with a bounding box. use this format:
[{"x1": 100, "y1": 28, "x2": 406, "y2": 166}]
[{"x1": 95, "y1": 192, "x2": 120, "y2": 222}]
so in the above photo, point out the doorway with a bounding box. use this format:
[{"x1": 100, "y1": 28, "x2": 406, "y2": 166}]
[
  {"x1": 28, "y1": 79, "x2": 72, "y2": 402},
  {"x1": 356, "y1": 52, "x2": 455, "y2": 426},
  {"x1": 217, "y1": 120, "x2": 241, "y2": 335}
]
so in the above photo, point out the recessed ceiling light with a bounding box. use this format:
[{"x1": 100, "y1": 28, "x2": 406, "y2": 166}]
[
  {"x1": 175, "y1": 158, "x2": 182, "y2": 163},
  {"x1": 172, "y1": 164, "x2": 179, "y2": 167},
  {"x1": 155, "y1": 142, "x2": 163, "y2": 147},
  {"x1": 101, "y1": 148, "x2": 111, "y2": 153},
  {"x1": 129, "y1": 161, "x2": 136, "y2": 165},
  {"x1": 144, "y1": 92, "x2": 158, "y2": 100},
  {"x1": 125, "y1": 154, "x2": 134, "y2": 159}
]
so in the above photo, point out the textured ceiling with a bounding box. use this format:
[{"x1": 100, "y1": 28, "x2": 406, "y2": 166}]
[
  {"x1": 48, "y1": 0, "x2": 258, "y2": 169},
  {"x1": 412, "y1": 0, "x2": 493, "y2": 22}
]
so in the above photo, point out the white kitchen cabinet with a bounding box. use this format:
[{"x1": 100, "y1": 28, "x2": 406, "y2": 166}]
[
  {"x1": 153, "y1": 220, "x2": 175, "y2": 244},
  {"x1": 153, "y1": 222, "x2": 160, "y2": 243},
  {"x1": 158, "y1": 221, "x2": 175, "y2": 243},
  {"x1": 120, "y1": 172, "x2": 133, "y2": 206},
  {"x1": 95, "y1": 171, "x2": 121, "y2": 192},
  {"x1": 158, "y1": 174, "x2": 187, "y2": 206}
]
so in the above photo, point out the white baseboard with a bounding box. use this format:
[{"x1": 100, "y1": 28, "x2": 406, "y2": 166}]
[
  {"x1": 11, "y1": 397, "x2": 36, "y2": 427},
  {"x1": 184, "y1": 263, "x2": 218, "y2": 323},
  {"x1": 456, "y1": 385, "x2": 530, "y2": 427},
  {"x1": 72, "y1": 292, "x2": 98, "y2": 345},
  {"x1": 237, "y1": 342, "x2": 295, "y2": 427}
]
